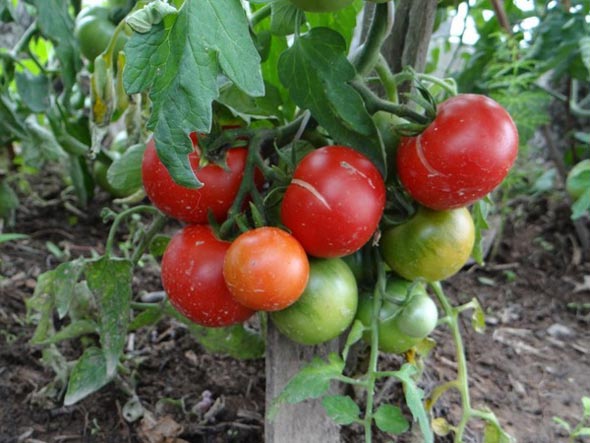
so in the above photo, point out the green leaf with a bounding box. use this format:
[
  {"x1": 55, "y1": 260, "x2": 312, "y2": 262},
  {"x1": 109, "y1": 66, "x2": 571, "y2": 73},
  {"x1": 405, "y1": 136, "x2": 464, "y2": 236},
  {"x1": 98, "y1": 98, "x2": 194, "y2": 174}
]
[
  {"x1": 149, "y1": 234, "x2": 171, "y2": 258},
  {"x1": 27, "y1": 272, "x2": 56, "y2": 344},
  {"x1": 279, "y1": 27, "x2": 386, "y2": 176},
  {"x1": 270, "y1": 1, "x2": 303, "y2": 36},
  {"x1": 470, "y1": 297, "x2": 486, "y2": 333},
  {"x1": 393, "y1": 363, "x2": 433, "y2": 443},
  {"x1": 51, "y1": 259, "x2": 85, "y2": 319},
  {"x1": 471, "y1": 199, "x2": 491, "y2": 265},
  {"x1": 268, "y1": 353, "x2": 344, "y2": 421},
  {"x1": 37, "y1": 320, "x2": 98, "y2": 345},
  {"x1": 123, "y1": 0, "x2": 264, "y2": 188},
  {"x1": 579, "y1": 36, "x2": 590, "y2": 75},
  {"x1": 0, "y1": 233, "x2": 28, "y2": 244},
  {"x1": 107, "y1": 143, "x2": 146, "y2": 195},
  {"x1": 0, "y1": 180, "x2": 19, "y2": 220},
  {"x1": 32, "y1": 0, "x2": 80, "y2": 94},
  {"x1": 582, "y1": 396, "x2": 590, "y2": 417},
  {"x1": 322, "y1": 395, "x2": 360, "y2": 425},
  {"x1": 167, "y1": 304, "x2": 264, "y2": 359},
  {"x1": 64, "y1": 347, "x2": 111, "y2": 406},
  {"x1": 483, "y1": 420, "x2": 515, "y2": 443},
  {"x1": 86, "y1": 257, "x2": 133, "y2": 377},
  {"x1": 68, "y1": 154, "x2": 94, "y2": 207},
  {"x1": 217, "y1": 82, "x2": 283, "y2": 123},
  {"x1": 0, "y1": 94, "x2": 28, "y2": 141},
  {"x1": 129, "y1": 306, "x2": 164, "y2": 331},
  {"x1": 574, "y1": 428, "x2": 590, "y2": 437},
  {"x1": 15, "y1": 71, "x2": 50, "y2": 112},
  {"x1": 344, "y1": 319, "x2": 364, "y2": 349},
  {"x1": 373, "y1": 404, "x2": 410, "y2": 435},
  {"x1": 306, "y1": 0, "x2": 363, "y2": 48},
  {"x1": 572, "y1": 188, "x2": 590, "y2": 220}
]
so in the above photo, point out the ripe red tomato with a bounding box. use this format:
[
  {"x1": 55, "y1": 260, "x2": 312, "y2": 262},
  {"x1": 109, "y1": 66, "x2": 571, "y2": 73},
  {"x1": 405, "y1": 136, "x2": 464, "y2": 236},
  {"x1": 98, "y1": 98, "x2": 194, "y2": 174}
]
[
  {"x1": 223, "y1": 227, "x2": 310, "y2": 311},
  {"x1": 270, "y1": 258, "x2": 358, "y2": 345},
  {"x1": 161, "y1": 225, "x2": 255, "y2": 327},
  {"x1": 142, "y1": 138, "x2": 254, "y2": 224},
  {"x1": 380, "y1": 206, "x2": 475, "y2": 282},
  {"x1": 397, "y1": 94, "x2": 518, "y2": 210},
  {"x1": 280, "y1": 146, "x2": 386, "y2": 258}
]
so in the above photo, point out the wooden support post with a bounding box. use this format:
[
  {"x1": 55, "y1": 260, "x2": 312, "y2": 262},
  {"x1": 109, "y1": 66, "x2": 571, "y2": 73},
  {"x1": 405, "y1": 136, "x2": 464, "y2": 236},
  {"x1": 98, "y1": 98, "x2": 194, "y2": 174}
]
[{"x1": 265, "y1": 323, "x2": 341, "y2": 443}]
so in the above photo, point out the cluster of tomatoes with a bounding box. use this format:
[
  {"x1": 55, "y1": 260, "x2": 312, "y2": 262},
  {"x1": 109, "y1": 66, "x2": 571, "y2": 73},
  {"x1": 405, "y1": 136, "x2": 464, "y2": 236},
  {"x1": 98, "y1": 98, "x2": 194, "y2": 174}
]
[{"x1": 143, "y1": 93, "x2": 518, "y2": 352}]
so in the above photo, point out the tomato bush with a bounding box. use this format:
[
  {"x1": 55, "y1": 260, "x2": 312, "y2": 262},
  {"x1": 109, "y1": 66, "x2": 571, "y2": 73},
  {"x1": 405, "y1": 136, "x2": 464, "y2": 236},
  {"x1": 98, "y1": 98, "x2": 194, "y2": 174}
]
[
  {"x1": 75, "y1": 6, "x2": 126, "y2": 62},
  {"x1": 288, "y1": 0, "x2": 354, "y2": 12},
  {"x1": 223, "y1": 227, "x2": 310, "y2": 311},
  {"x1": 281, "y1": 146, "x2": 386, "y2": 258},
  {"x1": 396, "y1": 94, "x2": 518, "y2": 210},
  {"x1": 270, "y1": 258, "x2": 358, "y2": 345},
  {"x1": 161, "y1": 225, "x2": 255, "y2": 327},
  {"x1": 380, "y1": 206, "x2": 475, "y2": 282},
  {"x1": 142, "y1": 138, "x2": 253, "y2": 224}
]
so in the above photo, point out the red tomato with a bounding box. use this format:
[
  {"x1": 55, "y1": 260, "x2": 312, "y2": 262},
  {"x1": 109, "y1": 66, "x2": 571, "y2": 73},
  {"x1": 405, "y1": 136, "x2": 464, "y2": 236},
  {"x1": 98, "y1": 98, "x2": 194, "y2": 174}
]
[
  {"x1": 223, "y1": 227, "x2": 310, "y2": 311},
  {"x1": 280, "y1": 146, "x2": 386, "y2": 258},
  {"x1": 161, "y1": 225, "x2": 255, "y2": 327},
  {"x1": 397, "y1": 94, "x2": 518, "y2": 210},
  {"x1": 142, "y1": 138, "x2": 254, "y2": 224}
]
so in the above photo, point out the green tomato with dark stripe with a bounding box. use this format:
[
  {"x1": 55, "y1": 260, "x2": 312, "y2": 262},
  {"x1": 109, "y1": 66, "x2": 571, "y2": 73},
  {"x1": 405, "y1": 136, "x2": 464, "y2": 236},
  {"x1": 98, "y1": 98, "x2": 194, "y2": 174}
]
[{"x1": 270, "y1": 258, "x2": 358, "y2": 345}]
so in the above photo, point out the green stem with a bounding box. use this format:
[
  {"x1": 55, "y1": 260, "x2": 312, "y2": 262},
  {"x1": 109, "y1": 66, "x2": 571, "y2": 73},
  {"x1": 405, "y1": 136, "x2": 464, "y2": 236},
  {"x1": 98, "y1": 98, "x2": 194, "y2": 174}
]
[
  {"x1": 431, "y1": 282, "x2": 472, "y2": 443},
  {"x1": 10, "y1": 20, "x2": 38, "y2": 57},
  {"x1": 105, "y1": 206, "x2": 161, "y2": 258},
  {"x1": 250, "y1": 4, "x2": 272, "y2": 28},
  {"x1": 416, "y1": 73, "x2": 458, "y2": 97},
  {"x1": 363, "y1": 253, "x2": 387, "y2": 443},
  {"x1": 335, "y1": 375, "x2": 370, "y2": 387},
  {"x1": 375, "y1": 56, "x2": 398, "y2": 102},
  {"x1": 130, "y1": 212, "x2": 167, "y2": 265},
  {"x1": 353, "y1": 3, "x2": 394, "y2": 77},
  {"x1": 352, "y1": 81, "x2": 430, "y2": 124}
]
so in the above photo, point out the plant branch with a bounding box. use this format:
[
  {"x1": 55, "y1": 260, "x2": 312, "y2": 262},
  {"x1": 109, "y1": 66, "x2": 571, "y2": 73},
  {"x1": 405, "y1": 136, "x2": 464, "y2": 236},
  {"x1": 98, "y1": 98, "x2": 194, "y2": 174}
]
[{"x1": 352, "y1": 2, "x2": 394, "y2": 77}]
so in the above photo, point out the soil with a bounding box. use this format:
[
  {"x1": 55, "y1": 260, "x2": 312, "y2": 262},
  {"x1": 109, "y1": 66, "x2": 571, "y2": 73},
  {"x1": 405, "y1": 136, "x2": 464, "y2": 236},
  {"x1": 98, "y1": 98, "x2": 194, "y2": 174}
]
[{"x1": 1, "y1": 175, "x2": 589, "y2": 443}]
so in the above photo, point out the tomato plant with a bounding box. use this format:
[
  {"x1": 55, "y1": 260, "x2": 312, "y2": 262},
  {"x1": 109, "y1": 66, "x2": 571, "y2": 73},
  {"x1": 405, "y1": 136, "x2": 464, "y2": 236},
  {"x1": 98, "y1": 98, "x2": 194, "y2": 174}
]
[
  {"x1": 380, "y1": 206, "x2": 475, "y2": 282},
  {"x1": 396, "y1": 94, "x2": 519, "y2": 210},
  {"x1": 161, "y1": 225, "x2": 255, "y2": 327},
  {"x1": 223, "y1": 227, "x2": 310, "y2": 311},
  {"x1": 142, "y1": 138, "x2": 254, "y2": 224},
  {"x1": 281, "y1": 146, "x2": 386, "y2": 258},
  {"x1": 270, "y1": 258, "x2": 358, "y2": 345},
  {"x1": 288, "y1": 0, "x2": 354, "y2": 13},
  {"x1": 566, "y1": 159, "x2": 590, "y2": 200}
]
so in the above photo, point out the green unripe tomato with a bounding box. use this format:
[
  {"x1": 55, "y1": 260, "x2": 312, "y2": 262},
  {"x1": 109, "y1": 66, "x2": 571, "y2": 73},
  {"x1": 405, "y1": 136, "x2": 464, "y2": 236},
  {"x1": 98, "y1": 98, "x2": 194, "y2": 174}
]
[
  {"x1": 288, "y1": 0, "x2": 354, "y2": 13},
  {"x1": 270, "y1": 258, "x2": 358, "y2": 345},
  {"x1": 395, "y1": 293, "x2": 438, "y2": 339},
  {"x1": 355, "y1": 294, "x2": 420, "y2": 354},
  {"x1": 380, "y1": 207, "x2": 475, "y2": 282},
  {"x1": 566, "y1": 159, "x2": 590, "y2": 201},
  {"x1": 75, "y1": 7, "x2": 116, "y2": 61}
]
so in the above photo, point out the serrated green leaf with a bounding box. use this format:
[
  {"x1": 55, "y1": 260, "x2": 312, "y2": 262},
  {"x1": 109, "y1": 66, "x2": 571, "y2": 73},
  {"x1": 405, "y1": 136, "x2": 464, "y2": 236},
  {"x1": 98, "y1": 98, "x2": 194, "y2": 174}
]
[
  {"x1": 571, "y1": 189, "x2": 590, "y2": 220},
  {"x1": 86, "y1": 257, "x2": 133, "y2": 377},
  {"x1": 32, "y1": 0, "x2": 80, "y2": 94},
  {"x1": 278, "y1": 27, "x2": 386, "y2": 175},
  {"x1": 217, "y1": 82, "x2": 283, "y2": 123},
  {"x1": 123, "y1": 0, "x2": 264, "y2": 188},
  {"x1": 107, "y1": 143, "x2": 146, "y2": 194},
  {"x1": 15, "y1": 71, "x2": 50, "y2": 112},
  {"x1": 268, "y1": 353, "x2": 344, "y2": 420},
  {"x1": 37, "y1": 320, "x2": 98, "y2": 345},
  {"x1": 64, "y1": 347, "x2": 111, "y2": 406},
  {"x1": 373, "y1": 404, "x2": 410, "y2": 435},
  {"x1": 393, "y1": 363, "x2": 433, "y2": 443},
  {"x1": 27, "y1": 272, "x2": 56, "y2": 344},
  {"x1": 52, "y1": 259, "x2": 85, "y2": 319},
  {"x1": 322, "y1": 395, "x2": 360, "y2": 425},
  {"x1": 471, "y1": 199, "x2": 491, "y2": 265},
  {"x1": 166, "y1": 304, "x2": 264, "y2": 359},
  {"x1": 344, "y1": 319, "x2": 364, "y2": 349}
]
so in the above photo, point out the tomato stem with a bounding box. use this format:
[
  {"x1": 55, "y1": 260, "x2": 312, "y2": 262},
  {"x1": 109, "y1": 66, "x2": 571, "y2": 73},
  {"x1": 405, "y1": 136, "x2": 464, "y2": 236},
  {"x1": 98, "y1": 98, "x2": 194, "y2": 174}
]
[
  {"x1": 130, "y1": 212, "x2": 168, "y2": 265},
  {"x1": 249, "y1": 4, "x2": 272, "y2": 28},
  {"x1": 352, "y1": 3, "x2": 394, "y2": 77},
  {"x1": 104, "y1": 205, "x2": 161, "y2": 259}
]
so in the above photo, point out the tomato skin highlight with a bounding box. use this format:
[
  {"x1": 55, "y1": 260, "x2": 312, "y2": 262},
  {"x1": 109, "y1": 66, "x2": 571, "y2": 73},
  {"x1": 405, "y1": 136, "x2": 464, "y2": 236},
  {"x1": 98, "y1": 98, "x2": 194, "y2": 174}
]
[
  {"x1": 380, "y1": 207, "x2": 475, "y2": 282},
  {"x1": 270, "y1": 258, "x2": 358, "y2": 345},
  {"x1": 161, "y1": 225, "x2": 255, "y2": 327},
  {"x1": 223, "y1": 227, "x2": 310, "y2": 312},
  {"x1": 397, "y1": 94, "x2": 518, "y2": 210},
  {"x1": 281, "y1": 146, "x2": 386, "y2": 258},
  {"x1": 141, "y1": 139, "x2": 250, "y2": 224}
]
